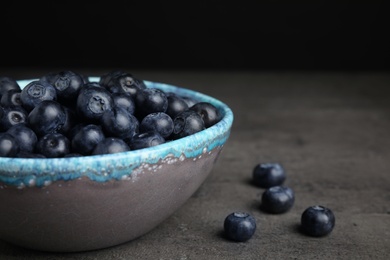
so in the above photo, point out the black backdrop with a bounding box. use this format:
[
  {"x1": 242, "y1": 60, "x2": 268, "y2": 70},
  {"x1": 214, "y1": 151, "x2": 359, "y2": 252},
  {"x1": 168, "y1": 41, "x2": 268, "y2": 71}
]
[{"x1": 1, "y1": 2, "x2": 389, "y2": 71}]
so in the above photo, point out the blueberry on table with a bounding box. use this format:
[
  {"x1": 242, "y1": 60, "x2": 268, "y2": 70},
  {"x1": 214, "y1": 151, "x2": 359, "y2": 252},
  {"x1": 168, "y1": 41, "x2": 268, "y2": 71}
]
[
  {"x1": 189, "y1": 102, "x2": 220, "y2": 128},
  {"x1": 170, "y1": 110, "x2": 205, "y2": 140},
  {"x1": 92, "y1": 137, "x2": 131, "y2": 155},
  {"x1": 128, "y1": 131, "x2": 165, "y2": 150},
  {"x1": 27, "y1": 100, "x2": 66, "y2": 137},
  {"x1": 36, "y1": 133, "x2": 70, "y2": 158},
  {"x1": 139, "y1": 112, "x2": 174, "y2": 139},
  {"x1": 20, "y1": 80, "x2": 57, "y2": 111},
  {"x1": 261, "y1": 186, "x2": 295, "y2": 214},
  {"x1": 301, "y1": 205, "x2": 335, "y2": 237},
  {"x1": 252, "y1": 162, "x2": 286, "y2": 188},
  {"x1": 224, "y1": 212, "x2": 256, "y2": 242}
]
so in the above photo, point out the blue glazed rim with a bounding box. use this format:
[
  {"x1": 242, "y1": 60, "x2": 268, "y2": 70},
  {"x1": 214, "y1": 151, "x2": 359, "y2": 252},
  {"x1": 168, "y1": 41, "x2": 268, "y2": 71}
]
[{"x1": 0, "y1": 77, "x2": 234, "y2": 188}]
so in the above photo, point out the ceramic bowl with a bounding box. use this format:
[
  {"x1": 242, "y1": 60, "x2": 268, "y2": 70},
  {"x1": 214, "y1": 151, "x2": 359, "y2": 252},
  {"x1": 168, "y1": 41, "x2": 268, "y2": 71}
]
[{"x1": 0, "y1": 77, "x2": 233, "y2": 252}]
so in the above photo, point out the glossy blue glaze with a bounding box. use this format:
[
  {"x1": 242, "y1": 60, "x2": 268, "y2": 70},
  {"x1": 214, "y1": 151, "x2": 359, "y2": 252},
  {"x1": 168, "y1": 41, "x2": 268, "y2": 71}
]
[{"x1": 0, "y1": 78, "x2": 233, "y2": 188}]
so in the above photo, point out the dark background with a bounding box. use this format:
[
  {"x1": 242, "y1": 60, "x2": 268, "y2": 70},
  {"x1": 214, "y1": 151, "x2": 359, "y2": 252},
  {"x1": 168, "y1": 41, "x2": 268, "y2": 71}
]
[{"x1": 1, "y1": 2, "x2": 389, "y2": 71}]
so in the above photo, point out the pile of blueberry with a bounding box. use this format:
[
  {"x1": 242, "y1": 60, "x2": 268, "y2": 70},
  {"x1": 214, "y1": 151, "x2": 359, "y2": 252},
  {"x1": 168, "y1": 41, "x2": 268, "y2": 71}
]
[
  {"x1": 223, "y1": 163, "x2": 335, "y2": 242},
  {"x1": 0, "y1": 70, "x2": 220, "y2": 158}
]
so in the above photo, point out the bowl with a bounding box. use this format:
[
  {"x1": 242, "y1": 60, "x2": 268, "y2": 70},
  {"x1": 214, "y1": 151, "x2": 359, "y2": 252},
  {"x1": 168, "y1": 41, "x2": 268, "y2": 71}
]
[{"x1": 0, "y1": 77, "x2": 234, "y2": 252}]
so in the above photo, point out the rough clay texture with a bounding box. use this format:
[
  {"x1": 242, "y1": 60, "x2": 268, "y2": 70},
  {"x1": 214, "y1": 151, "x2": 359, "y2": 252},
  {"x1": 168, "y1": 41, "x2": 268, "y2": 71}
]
[{"x1": 0, "y1": 70, "x2": 389, "y2": 259}]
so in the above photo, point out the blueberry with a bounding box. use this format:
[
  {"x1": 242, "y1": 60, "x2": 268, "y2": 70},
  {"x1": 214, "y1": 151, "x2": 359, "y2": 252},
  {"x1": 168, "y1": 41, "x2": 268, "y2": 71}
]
[
  {"x1": 134, "y1": 88, "x2": 168, "y2": 119},
  {"x1": 165, "y1": 93, "x2": 189, "y2": 119},
  {"x1": 91, "y1": 137, "x2": 131, "y2": 155},
  {"x1": 101, "y1": 106, "x2": 139, "y2": 139},
  {"x1": 0, "y1": 133, "x2": 20, "y2": 157},
  {"x1": 76, "y1": 84, "x2": 113, "y2": 122},
  {"x1": 99, "y1": 70, "x2": 127, "y2": 88},
  {"x1": 36, "y1": 133, "x2": 70, "y2": 158},
  {"x1": 47, "y1": 70, "x2": 84, "y2": 103},
  {"x1": 1, "y1": 89, "x2": 22, "y2": 107},
  {"x1": 107, "y1": 73, "x2": 147, "y2": 97},
  {"x1": 60, "y1": 106, "x2": 78, "y2": 136},
  {"x1": 0, "y1": 76, "x2": 21, "y2": 98},
  {"x1": 170, "y1": 110, "x2": 205, "y2": 140},
  {"x1": 27, "y1": 100, "x2": 67, "y2": 137},
  {"x1": 128, "y1": 131, "x2": 165, "y2": 150},
  {"x1": 301, "y1": 205, "x2": 335, "y2": 237},
  {"x1": 112, "y1": 93, "x2": 136, "y2": 115},
  {"x1": 189, "y1": 102, "x2": 220, "y2": 128},
  {"x1": 0, "y1": 105, "x2": 28, "y2": 131},
  {"x1": 224, "y1": 212, "x2": 256, "y2": 242},
  {"x1": 252, "y1": 163, "x2": 286, "y2": 188},
  {"x1": 182, "y1": 97, "x2": 197, "y2": 108},
  {"x1": 20, "y1": 80, "x2": 57, "y2": 111},
  {"x1": 261, "y1": 186, "x2": 295, "y2": 214},
  {"x1": 71, "y1": 124, "x2": 105, "y2": 155},
  {"x1": 139, "y1": 112, "x2": 173, "y2": 139},
  {"x1": 6, "y1": 124, "x2": 38, "y2": 153}
]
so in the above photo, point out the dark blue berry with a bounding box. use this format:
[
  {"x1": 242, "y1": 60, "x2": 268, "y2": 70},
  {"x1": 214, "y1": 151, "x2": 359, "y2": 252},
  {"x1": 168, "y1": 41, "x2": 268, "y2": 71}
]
[
  {"x1": 189, "y1": 102, "x2": 220, "y2": 128},
  {"x1": 99, "y1": 70, "x2": 127, "y2": 88},
  {"x1": 27, "y1": 100, "x2": 67, "y2": 137},
  {"x1": 107, "y1": 73, "x2": 147, "y2": 98},
  {"x1": 1, "y1": 89, "x2": 22, "y2": 107},
  {"x1": 6, "y1": 124, "x2": 38, "y2": 153},
  {"x1": 165, "y1": 93, "x2": 189, "y2": 119},
  {"x1": 252, "y1": 163, "x2": 286, "y2": 188},
  {"x1": 128, "y1": 131, "x2": 165, "y2": 150},
  {"x1": 224, "y1": 212, "x2": 256, "y2": 242},
  {"x1": 301, "y1": 205, "x2": 335, "y2": 237},
  {"x1": 0, "y1": 133, "x2": 20, "y2": 157},
  {"x1": 171, "y1": 110, "x2": 205, "y2": 140},
  {"x1": 0, "y1": 77, "x2": 21, "y2": 99},
  {"x1": 47, "y1": 70, "x2": 84, "y2": 103},
  {"x1": 112, "y1": 93, "x2": 136, "y2": 115},
  {"x1": 0, "y1": 105, "x2": 28, "y2": 131},
  {"x1": 101, "y1": 106, "x2": 139, "y2": 139},
  {"x1": 36, "y1": 133, "x2": 70, "y2": 158},
  {"x1": 261, "y1": 186, "x2": 295, "y2": 214},
  {"x1": 135, "y1": 88, "x2": 168, "y2": 119},
  {"x1": 91, "y1": 137, "x2": 131, "y2": 155},
  {"x1": 20, "y1": 80, "x2": 57, "y2": 111},
  {"x1": 71, "y1": 124, "x2": 105, "y2": 155},
  {"x1": 76, "y1": 84, "x2": 113, "y2": 122},
  {"x1": 182, "y1": 97, "x2": 197, "y2": 108},
  {"x1": 139, "y1": 112, "x2": 173, "y2": 139}
]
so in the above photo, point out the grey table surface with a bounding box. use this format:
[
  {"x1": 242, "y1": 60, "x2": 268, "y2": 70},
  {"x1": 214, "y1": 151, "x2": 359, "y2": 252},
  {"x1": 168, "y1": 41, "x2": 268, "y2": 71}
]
[{"x1": 0, "y1": 69, "x2": 389, "y2": 259}]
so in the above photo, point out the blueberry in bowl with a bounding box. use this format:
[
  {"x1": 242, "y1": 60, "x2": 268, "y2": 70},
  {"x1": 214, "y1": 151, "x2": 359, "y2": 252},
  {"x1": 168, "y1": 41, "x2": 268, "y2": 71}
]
[{"x1": 0, "y1": 72, "x2": 234, "y2": 252}]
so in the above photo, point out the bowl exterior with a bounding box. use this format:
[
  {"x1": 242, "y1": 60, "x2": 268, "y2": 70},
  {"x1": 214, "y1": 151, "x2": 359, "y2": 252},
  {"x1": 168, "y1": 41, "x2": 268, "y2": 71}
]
[{"x1": 0, "y1": 79, "x2": 233, "y2": 252}]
